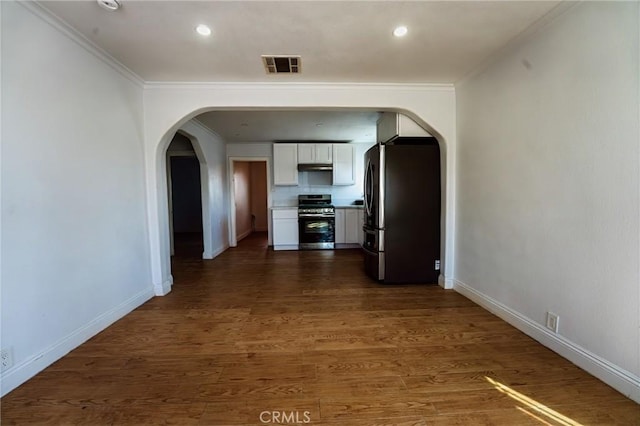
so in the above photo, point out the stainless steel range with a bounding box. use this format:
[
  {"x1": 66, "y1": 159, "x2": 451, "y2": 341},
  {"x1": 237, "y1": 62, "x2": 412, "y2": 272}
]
[{"x1": 298, "y1": 194, "x2": 335, "y2": 250}]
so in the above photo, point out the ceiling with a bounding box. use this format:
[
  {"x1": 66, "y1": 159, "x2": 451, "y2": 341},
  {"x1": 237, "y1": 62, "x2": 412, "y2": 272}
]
[
  {"x1": 37, "y1": 0, "x2": 564, "y2": 142},
  {"x1": 196, "y1": 110, "x2": 381, "y2": 143}
]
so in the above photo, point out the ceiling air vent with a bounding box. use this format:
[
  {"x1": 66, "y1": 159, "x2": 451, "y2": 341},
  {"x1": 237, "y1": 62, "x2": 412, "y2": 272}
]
[{"x1": 262, "y1": 55, "x2": 301, "y2": 74}]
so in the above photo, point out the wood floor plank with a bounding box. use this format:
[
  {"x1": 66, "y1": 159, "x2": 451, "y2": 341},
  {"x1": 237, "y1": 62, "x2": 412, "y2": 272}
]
[{"x1": 2, "y1": 233, "x2": 638, "y2": 425}]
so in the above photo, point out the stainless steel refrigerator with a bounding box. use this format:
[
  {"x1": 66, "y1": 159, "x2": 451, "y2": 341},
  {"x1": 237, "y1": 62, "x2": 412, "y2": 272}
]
[{"x1": 362, "y1": 138, "x2": 441, "y2": 283}]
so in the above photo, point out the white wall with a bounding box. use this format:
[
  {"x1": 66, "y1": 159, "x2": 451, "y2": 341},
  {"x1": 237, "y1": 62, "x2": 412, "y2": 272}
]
[
  {"x1": 455, "y1": 1, "x2": 639, "y2": 401},
  {"x1": 1, "y1": 2, "x2": 152, "y2": 396},
  {"x1": 178, "y1": 120, "x2": 229, "y2": 261}
]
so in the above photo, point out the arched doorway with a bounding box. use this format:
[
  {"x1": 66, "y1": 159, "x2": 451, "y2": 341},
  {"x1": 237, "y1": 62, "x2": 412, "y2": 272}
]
[
  {"x1": 166, "y1": 133, "x2": 204, "y2": 258},
  {"x1": 143, "y1": 83, "x2": 457, "y2": 296}
]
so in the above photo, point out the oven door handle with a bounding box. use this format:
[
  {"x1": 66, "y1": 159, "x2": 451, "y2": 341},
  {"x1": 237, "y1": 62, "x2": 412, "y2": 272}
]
[{"x1": 298, "y1": 213, "x2": 336, "y2": 218}]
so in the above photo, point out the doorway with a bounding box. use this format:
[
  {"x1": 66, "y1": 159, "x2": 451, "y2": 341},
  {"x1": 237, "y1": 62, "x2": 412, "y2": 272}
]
[
  {"x1": 229, "y1": 159, "x2": 269, "y2": 247},
  {"x1": 167, "y1": 134, "x2": 204, "y2": 257}
]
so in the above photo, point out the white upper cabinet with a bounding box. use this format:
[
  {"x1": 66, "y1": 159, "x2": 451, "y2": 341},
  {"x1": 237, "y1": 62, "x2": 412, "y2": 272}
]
[
  {"x1": 273, "y1": 144, "x2": 298, "y2": 186},
  {"x1": 297, "y1": 143, "x2": 333, "y2": 164},
  {"x1": 376, "y1": 112, "x2": 431, "y2": 144},
  {"x1": 332, "y1": 144, "x2": 355, "y2": 186}
]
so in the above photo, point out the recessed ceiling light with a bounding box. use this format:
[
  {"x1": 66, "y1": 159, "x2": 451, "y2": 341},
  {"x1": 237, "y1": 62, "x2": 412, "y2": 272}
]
[
  {"x1": 97, "y1": 0, "x2": 121, "y2": 11},
  {"x1": 195, "y1": 24, "x2": 211, "y2": 36},
  {"x1": 393, "y1": 26, "x2": 408, "y2": 37}
]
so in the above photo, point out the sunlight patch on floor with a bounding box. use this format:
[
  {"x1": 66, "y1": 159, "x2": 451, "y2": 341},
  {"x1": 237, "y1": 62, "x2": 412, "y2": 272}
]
[{"x1": 485, "y1": 376, "x2": 584, "y2": 426}]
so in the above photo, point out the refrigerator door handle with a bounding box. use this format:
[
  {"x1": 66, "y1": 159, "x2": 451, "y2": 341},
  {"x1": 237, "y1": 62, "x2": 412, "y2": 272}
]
[{"x1": 364, "y1": 160, "x2": 373, "y2": 218}]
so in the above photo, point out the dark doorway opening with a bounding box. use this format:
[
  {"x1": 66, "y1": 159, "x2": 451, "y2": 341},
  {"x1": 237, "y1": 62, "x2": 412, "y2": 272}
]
[{"x1": 168, "y1": 135, "x2": 204, "y2": 258}]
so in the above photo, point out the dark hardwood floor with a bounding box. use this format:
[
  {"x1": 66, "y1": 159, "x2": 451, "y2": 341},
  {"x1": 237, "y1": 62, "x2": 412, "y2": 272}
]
[{"x1": 2, "y1": 232, "x2": 639, "y2": 425}]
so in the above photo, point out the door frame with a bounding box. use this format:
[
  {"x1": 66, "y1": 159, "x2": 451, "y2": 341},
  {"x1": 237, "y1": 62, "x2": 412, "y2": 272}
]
[{"x1": 228, "y1": 156, "x2": 272, "y2": 247}]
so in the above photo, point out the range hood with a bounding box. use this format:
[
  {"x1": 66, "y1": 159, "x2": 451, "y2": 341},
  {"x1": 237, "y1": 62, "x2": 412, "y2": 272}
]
[{"x1": 298, "y1": 163, "x2": 333, "y2": 172}]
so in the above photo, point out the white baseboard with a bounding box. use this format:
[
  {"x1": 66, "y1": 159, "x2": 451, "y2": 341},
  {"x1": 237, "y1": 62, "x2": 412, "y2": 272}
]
[
  {"x1": 453, "y1": 279, "x2": 640, "y2": 404},
  {"x1": 0, "y1": 287, "x2": 154, "y2": 397},
  {"x1": 154, "y1": 274, "x2": 173, "y2": 296},
  {"x1": 273, "y1": 244, "x2": 299, "y2": 251},
  {"x1": 203, "y1": 244, "x2": 229, "y2": 260},
  {"x1": 438, "y1": 274, "x2": 454, "y2": 289}
]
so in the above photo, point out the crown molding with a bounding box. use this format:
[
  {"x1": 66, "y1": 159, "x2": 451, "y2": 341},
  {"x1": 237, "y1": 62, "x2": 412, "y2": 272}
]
[
  {"x1": 187, "y1": 118, "x2": 225, "y2": 142},
  {"x1": 21, "y1": 1, "x2": 144, "y2": 88},
  {"x1": 456, "y1": 1, "x2": 580, "y2": 86},
  {"x1": 143, "y1": 81, "x2": 455, "y2": 92}
]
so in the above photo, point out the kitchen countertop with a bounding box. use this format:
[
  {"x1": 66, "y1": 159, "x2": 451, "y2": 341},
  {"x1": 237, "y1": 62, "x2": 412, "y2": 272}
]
[
  {"x1": 334, "y1": 204, "x2": 364, "y2": 209},
  {"x1": 271, "y1": 205, "x2": 363, "y2": 209}
]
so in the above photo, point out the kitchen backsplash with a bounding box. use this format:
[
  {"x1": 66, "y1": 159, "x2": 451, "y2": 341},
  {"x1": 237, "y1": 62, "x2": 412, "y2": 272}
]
[
  {"x1": 272, "y1": 187, "x2": 364, "y2": 207},
  {"x1": 272, "y1": 171, "x2": 364, "y2": 207}
]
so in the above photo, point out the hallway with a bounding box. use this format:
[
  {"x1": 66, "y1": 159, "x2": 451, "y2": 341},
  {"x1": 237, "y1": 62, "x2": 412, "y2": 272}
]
[{"x1": 2, "y1": 237, "x2": 638, "y2": 424}]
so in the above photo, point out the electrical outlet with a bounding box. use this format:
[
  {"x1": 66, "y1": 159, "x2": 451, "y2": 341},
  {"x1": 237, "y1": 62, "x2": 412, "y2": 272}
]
[
  {"x1": 1, "y1": 348, "x2": 13, "y2": 372},
  {"x1": 546, "y1": 312, "x2": 559, "y2": 333},
  {"x1": 434, "y1": 260, "x2": 441, "y2": 271}
]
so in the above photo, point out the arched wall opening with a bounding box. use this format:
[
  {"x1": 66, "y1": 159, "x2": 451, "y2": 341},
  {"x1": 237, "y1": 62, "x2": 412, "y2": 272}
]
[
  {"x1": 165, "y1": 130, "x2": 212, "y2": 260},
  {"x1": 143, "y1": 84, "x2": 456, "y2": 296}
]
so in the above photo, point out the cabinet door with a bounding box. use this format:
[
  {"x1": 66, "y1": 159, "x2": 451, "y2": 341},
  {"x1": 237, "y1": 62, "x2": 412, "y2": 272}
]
[
  {"x1": 273, "y1": 144, "x2": 298, "y2": 185},
  {"x1": 332, "y1": 144, "x2": 355, "y2": 185},
  {"x1": 335, "y1": 208, "x2": 346, "y2": 244},
  {"x1": 315, "y1": 144, "x2": 333, "y2": 163},
  {"x1": 273, "y1": 219, "x2": 298, "y2": 246},
  {"x1": 297, "y1": 144, "x2": 315, "y2": 164},
  {"x1": 345, "y1": 209, "x2": 360, "y2": 243}
]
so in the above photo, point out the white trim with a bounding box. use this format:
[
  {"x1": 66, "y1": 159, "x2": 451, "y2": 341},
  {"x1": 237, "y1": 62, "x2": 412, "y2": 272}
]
[
  {"x1": 145, "y1": 81, "x2": 455, "y2": 91},
  {"x1": 273, "y1": 244, "x2": 299, "y2": 251},
  {"x1": 438, "y1": 274, "x2": 454, "y2": 290},
  {"x1": 0, "y1": 287, "x2": 154, "y2": 397},
  {"x1": 154, "y1": 275, "x2": 173, "y2": 296},
  {"x1": 18, "y1": 1, "x2": 144, "y2": 88},
  {"x1": 203, "y1": 244, "x2": 229, "y2": 260},
  {"x1": 453, "y1": 279, "x2": 640, "y2": 404}
]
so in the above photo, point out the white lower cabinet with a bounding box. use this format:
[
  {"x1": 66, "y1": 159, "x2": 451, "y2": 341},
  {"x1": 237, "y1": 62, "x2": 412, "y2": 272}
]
[
  {"x1": 345, "y1": 209, "x2": 360, "y2": 244},
  {"x1": 272, "y1": 208, "x2": 299, "y2": 250},
  {"x1": 335, "y1": 208, "x2": 363, "y2": 247},
  {"x1": 335, "y1": 209, "x2": 346, "y2": 244}
]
